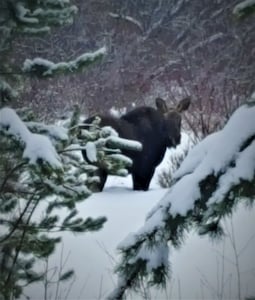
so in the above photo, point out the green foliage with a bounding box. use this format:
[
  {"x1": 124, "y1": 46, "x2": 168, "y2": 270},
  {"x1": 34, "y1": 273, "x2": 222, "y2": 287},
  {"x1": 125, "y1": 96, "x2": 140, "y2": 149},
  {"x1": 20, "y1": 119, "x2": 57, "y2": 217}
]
[
  {"x1": 233, "y1": 0, "x2": 255, "y2": 18},
  {"x1": 0, "y1": 104, "x2": 142, "y2": 299},
  {"x1": 22, "y1": 47, "x2": 107, "y2": 77},
  {"x1": 0, "y1": 0, "x2": 78, "y2": 41},
  {"x1": 0, "y1": 1, "x2": 123, "y2": 298},
  {"x1": 0, "y1": 0, "x2": 106, "y2": 104},
  {"x1": 79, "y1": 117, "x2": 142, "y2": 191},
  {"x1": 0, "y1": 108, "x2": 109, "y2": 299},
  {"x1": 0, "y1": 0, "x2": 75, "y2": 103}
]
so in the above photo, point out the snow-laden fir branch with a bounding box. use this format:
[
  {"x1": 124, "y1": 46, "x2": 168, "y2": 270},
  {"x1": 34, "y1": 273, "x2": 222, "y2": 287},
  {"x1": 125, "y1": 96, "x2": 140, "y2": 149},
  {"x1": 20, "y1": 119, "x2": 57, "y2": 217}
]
[
  {"x1": 30, "y1": 6, "x2": 78, "y2": 20},
  {"x1": 25, "y1": 121, "x2": 68, "y2": 141},
  {"x1": 106, "y1": 135, "x2": 142, "y2": 151},
  {"x1": 233, "y1": 0, "x2": 255, "y2": 18},
  {"x1": 44, "y1": 178, "x2": 91, "y2": 199},
  {"x1": 22, "y1": 46, "x2": 107, "y2": 76},
  {"x1": 79, "y1": 122, "x2": 142, "y2": 184},
  {"x1": 0, "y1": 107, "x2": 111, "y2": 298},
  {"x1": 15, "y1": 2, "x2": 39, "y2": 24},
  {"x1": 108, "y1": 95, "x2": 255, "y2": 300},
  {"x1": 0, "y1": 107, "x2": 62, "y2": 169},
  {"x1": 13, "y1": 0, "x2": 78, "y2": 27}
]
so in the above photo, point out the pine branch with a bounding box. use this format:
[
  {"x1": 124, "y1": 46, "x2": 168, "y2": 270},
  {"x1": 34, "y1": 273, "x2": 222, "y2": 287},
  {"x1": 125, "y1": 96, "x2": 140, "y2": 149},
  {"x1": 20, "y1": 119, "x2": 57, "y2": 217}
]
[
  {"x1": 22, "y1": 46, "x2": 107, "y2": 77},
  {"x1": 0, "y1": 193, "x2": 36, "y2": 243},
  {"x1": 0, "y1": 162, "x2": 27, "y2": 194},
  {"x1": 4, "y1": 196, "x2": 40, "y2": 297},
  {"x1": 108, "y1": 102, "x2": 255, "y2": 299}
]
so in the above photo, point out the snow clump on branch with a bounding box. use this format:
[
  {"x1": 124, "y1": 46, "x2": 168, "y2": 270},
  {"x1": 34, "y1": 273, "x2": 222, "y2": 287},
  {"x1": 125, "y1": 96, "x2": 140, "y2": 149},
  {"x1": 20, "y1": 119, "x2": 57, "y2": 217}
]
[{"x1": 0, "y1": 107, "x2": 62, "y2": 169}]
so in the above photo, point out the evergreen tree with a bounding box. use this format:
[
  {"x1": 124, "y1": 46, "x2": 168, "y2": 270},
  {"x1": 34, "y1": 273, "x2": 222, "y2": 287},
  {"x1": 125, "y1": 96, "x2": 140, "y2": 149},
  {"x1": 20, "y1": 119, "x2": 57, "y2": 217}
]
[
  {"x1": 0, "y1": 0, "x2": 106, "y2": 104},
  {"x1": 0, "y1": 105, "x2": 141, "y2": 299},
  {"x1": 0, "y1": 1, "x2": 142, "y2": 298}
]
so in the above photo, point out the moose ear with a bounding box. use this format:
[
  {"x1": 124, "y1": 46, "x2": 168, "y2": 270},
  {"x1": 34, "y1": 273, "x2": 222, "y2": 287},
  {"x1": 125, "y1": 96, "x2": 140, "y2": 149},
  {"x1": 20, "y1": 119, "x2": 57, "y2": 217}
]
[
  {"x1": 176, "y1": 97, "x2": 191, "y2": 113},
  {"x1": 155, "y1": 97, "x2": 168, "y2": 113}
]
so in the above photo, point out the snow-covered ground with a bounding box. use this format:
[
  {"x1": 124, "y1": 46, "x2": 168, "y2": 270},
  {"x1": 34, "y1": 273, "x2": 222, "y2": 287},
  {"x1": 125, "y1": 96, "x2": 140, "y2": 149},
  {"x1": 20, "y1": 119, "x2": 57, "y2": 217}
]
[{"x1": 23, "y1": 133, "x2": 255, "y2": 300}]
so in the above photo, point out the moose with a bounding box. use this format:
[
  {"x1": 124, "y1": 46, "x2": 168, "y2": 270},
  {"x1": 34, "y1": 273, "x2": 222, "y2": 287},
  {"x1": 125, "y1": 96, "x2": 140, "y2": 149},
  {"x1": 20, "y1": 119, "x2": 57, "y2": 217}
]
[{"x1": 82, "y1": 97, "x2": 190, "y2": 191}]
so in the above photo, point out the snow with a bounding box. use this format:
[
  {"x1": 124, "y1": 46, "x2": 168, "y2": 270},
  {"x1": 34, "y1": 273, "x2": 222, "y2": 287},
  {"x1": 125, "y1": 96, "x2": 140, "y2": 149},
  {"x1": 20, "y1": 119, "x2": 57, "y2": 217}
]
[
  {"x1": 22, "y1": 169, "x2": 255, "y2": 300},
  {"x1": 26, "y1": 121, "x2": 69, "y2": 141},
  {"x1": 108, "y1": 154, "x2": 132, "y2": 166},
  {"x1": 85, "y1": 141, "x2": 97, "y2": 162},
  {"x1": 31, "y1": 7, "x2": 77, "y2": 19},
  {"x1": 21, "y1": 127, "x2": 255, "y2": 300},
  {"x1": 106, "y1": 135, "x2": 142, "y2": 151},
  {"x1": 0, "y1": 107, "x2": 31, "y2": 140},
  {"x1": 73, "y1": 46, "x2": 106, "y2": 65},
  {"x1": 173, "y1": 132, "x2": 219, "y2": 178},
  {"x1": 13, "y1": 1, "x2": 78, "y2": 31},
  {"x1": 0, "y1": 107, "x2": 62, "y2": 169},
  {"x1": 22, "y1": 46, "x2": 107, "y2": 76},
  {"x1": 21, "y1": 26, "x2": 50, "y2": 34},
  {"x1": 44, "y1": 178, "x2": 90, "y2": 197},
  {"x1": 15, "y1": 2, "x2": 38, "y2": 24},
  {"x1": 128, "y1": 241, "x2": 169, "y2": 273},
  {"x1": 208, "y1": 139, "x2": 255, "y2": 205},
  {"x1": 3, "y1": 103, "x2": 254, "y2": 299},
  {"x1": 151, "y1": 103, "x2": 255, "y2": 217},
  {"x1": 100, "y1": 126, "x2": 118, "y2": 137},
  {"x1": 23, "y1": 133, "x2": 61, "y2": 168},
  {"x1": 165, "y1": 173, "x2": 202, "y2": 216}
]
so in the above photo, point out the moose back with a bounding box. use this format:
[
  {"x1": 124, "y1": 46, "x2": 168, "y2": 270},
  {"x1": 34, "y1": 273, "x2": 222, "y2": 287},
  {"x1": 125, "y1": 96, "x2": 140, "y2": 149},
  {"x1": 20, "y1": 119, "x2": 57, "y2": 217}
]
[{"x1": 82, "y1": 97, "x2": 190, "y2": 191}]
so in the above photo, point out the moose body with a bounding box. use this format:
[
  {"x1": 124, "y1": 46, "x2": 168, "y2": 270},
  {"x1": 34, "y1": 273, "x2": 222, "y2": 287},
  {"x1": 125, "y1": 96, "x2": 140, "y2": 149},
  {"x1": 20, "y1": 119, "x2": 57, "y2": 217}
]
[{"x1": 82, "y1": 97, "x2": 190, "y2": 191}]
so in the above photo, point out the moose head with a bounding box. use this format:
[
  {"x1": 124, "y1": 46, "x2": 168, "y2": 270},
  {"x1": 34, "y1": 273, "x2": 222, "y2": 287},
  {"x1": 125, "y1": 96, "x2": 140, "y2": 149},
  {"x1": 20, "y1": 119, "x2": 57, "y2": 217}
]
[
  {"x1": 82, "y1": 97, "x2": 190, "y2": 191},
  {"x1": 155, "y1": 97, "x2": 191, "y2": 148}
]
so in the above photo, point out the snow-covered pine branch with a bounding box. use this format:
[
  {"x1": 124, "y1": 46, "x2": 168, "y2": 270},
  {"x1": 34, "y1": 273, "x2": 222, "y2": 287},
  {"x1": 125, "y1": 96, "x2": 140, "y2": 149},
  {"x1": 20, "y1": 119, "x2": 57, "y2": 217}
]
[
  {"x1": 0, "y1": 107, "x2": 62, "y2": 169},
  {"x1": 106, "y1": 135, "x2": 142, "y2": 152},
  {"x1": 25, "y1": 121, "x2": 68, "y2": 142},
  {"x1": 22, "y1": 46, "x2": 107, "y2": 77},
  {"x1": 0, "y1": 106, "x2": 111, "y2": 298},
  {"x1": 79, "y1": 121, "x2": 142, "y2": 191},
  {"x1": 233, "y1": 0, "x2": 255, "y2": 18},
  {"x1": 12, "y1": 0, "x2": 78, "y2": 31},
  {"x1": 108, "y1": 95, "x2": 255, "y2": 300}
]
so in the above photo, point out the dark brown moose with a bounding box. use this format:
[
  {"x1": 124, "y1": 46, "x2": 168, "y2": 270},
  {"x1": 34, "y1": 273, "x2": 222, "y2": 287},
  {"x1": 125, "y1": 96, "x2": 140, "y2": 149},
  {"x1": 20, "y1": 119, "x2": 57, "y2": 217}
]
[{"x1": 82, "y1": 97, "x2": 190, "y2": 191}]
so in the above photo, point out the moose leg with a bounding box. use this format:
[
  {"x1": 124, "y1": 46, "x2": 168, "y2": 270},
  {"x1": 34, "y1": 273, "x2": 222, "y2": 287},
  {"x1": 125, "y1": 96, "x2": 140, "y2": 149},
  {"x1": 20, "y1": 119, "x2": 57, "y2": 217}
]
[
  {"x1": 132, "y1": 168, "x2": 155, "y2": 191},
  {"x1": 97, "y1": 169, "x2": 108, "y2": 191}
]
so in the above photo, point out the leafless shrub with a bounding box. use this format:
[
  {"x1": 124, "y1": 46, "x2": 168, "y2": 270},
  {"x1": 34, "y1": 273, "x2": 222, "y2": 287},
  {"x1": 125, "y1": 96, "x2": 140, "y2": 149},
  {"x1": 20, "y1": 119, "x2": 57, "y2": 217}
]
[{"x1": 158, "y1": 142, "x2": 192, "y2": 189}]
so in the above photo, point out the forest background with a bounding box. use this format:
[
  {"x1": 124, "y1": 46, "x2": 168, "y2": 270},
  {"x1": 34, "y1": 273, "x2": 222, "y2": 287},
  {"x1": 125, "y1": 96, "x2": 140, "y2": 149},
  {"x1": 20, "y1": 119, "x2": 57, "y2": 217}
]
[{"x1": 8, "y1": 0, "x2": 255, "y2": 139}]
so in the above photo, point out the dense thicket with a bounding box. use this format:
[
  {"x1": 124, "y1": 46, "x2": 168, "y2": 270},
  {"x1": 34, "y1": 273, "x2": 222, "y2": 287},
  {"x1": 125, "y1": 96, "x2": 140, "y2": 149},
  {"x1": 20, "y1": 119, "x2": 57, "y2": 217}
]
[{"x1": 8, "y1": 1, "x2": 254, "y2": 134}]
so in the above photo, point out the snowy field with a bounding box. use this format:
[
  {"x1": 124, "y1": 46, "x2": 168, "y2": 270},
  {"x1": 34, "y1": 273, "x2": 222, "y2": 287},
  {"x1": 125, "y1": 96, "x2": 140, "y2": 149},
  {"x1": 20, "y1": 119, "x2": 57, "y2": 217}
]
[{"x1": 23, "y1": 133, "x2": 255, "y2": 300}]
